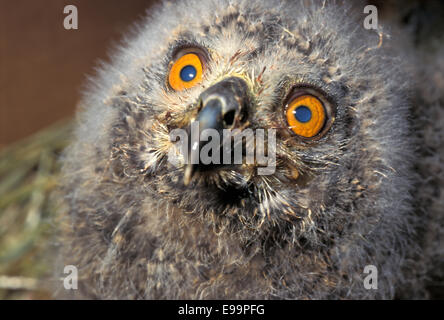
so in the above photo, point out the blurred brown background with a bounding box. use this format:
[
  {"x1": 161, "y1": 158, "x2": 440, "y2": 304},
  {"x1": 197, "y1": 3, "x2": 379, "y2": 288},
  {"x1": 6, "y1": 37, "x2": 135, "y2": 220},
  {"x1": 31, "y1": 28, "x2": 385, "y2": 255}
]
[{"x1": 0, "y1": 0, "x2": 157, "y2": 149}]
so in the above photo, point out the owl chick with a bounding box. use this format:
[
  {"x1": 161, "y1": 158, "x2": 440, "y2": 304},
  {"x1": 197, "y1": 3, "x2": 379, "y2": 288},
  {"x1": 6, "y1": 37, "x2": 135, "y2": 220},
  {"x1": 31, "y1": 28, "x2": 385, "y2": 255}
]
[{"x1": 55, "y1": 0, "x2": 443, "y2": 299}]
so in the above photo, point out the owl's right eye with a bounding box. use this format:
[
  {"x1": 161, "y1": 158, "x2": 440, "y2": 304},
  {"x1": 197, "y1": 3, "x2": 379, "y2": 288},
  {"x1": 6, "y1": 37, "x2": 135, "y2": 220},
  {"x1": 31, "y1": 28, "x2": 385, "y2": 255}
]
[{"x1": 168, "y1": 52, "x2": 204, "y2": 91}]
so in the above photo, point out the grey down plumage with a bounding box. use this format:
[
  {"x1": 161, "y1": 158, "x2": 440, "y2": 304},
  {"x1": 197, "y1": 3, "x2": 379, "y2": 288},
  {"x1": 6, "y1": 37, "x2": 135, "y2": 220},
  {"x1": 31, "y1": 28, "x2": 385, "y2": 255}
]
[{"x1": 54, "y1": 0, "x2": 444, "y2": 299}]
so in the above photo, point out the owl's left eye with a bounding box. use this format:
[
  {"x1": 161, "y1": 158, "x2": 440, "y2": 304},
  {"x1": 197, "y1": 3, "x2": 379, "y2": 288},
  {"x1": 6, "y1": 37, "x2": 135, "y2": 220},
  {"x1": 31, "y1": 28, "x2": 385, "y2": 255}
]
[
  {"x1": 285, "y1": 91, "x2": 332, "y2": 139},
  {"x1": 168, "y1": 51, "x2": 204, "y2": 91}
]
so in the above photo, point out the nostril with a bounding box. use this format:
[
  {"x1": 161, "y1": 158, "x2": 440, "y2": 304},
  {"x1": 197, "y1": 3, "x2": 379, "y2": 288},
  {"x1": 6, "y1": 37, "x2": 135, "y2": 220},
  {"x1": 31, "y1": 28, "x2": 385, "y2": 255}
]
[{"x1": 223, "y1": 110, "x2": 236, "y2": 127}]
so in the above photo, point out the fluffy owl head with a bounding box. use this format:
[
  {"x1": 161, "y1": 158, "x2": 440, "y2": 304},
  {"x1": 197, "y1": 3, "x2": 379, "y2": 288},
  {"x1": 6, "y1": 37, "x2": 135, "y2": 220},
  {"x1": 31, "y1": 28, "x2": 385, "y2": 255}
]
[{"x1": 62, "y1": 0, "x2": 417, "y2": 298}]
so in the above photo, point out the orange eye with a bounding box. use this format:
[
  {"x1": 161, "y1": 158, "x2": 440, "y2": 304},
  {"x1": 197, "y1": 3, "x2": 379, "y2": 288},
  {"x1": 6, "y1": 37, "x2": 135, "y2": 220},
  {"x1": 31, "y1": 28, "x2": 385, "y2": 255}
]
[
  {"x1": 168, "y1": 53, "x2": 203, "y2": 91},
  {"x1": 286, "y1": 94, "x2": 326, "y2": 138}
]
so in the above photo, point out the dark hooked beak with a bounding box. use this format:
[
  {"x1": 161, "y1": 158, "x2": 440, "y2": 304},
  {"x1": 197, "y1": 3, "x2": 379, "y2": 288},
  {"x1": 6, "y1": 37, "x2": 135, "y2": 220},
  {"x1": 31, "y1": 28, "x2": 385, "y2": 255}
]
[{"x1": 183, "y1": 76, "x2": 249, "y2": 185}]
